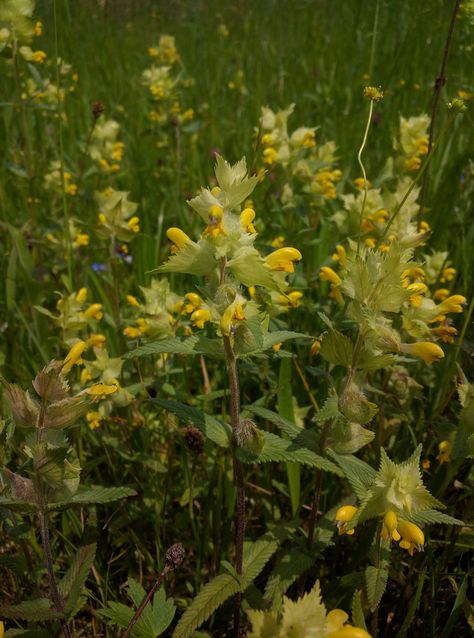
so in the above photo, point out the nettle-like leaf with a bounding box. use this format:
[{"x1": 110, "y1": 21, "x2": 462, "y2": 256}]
[
  {"x1": 264, "y1": 549, "x2": 315, "y2": 609},
  {"x1": 173, "y1": 536, "x2": 280, "y2": 638},
  {"x1": 158, "y1": 239, "x2": 216, "y2": 277},
  {"x1": 326, "y1": 420, "x2": 375, "y2": 455},
  {"x1": 0, "y1": 598, "x2": 63, "y2": 621},
  {"x1": 365, "y1": 565, "x2": 388, "y2": 612},
  {"x1": 45, "y1": 395, "x2": 89, "y2": 429},
  {"x1": 339, "y1": 383, "x2": 378, "y2": 425},
  {"x1": 329, "y1": 451, "x2": 376, "y2": 501},
  {"x1": 319, "y1": 329, "x2": 353, "y2": 367},
  {"x1": 213, "y1": 154, "x2": 259, "y2": 209},
  {"x1": 0, "y1": 379, "x2": 38, "y2": 427},
  {"x1": 32, "y1": 361, "x2": 69, "y2": 402},
  {"x1": 47, "y1": 485, "x2": 136, "y2": 511},
  {"x1": 59, "y1": 544, "x2": 97, "y2": 619},
  {"x1": 227, "y1": 247, "x2": 285, "y2": 291},
  {"x1": 99, "y1": 578, "x2": 176, "y2": 638}
]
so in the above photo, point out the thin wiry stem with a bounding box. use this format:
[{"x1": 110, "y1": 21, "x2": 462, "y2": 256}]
[{"x1": 356, "y1": 99, "x2": 374, "y2": 254}]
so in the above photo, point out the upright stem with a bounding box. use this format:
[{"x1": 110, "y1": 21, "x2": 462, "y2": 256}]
[
  {"x1": 223, "y1": 334, "x2": 245, "y2": 638},
  {"x1": 123, "y1": 565, "x2": 171, "y2": 638},
  {"x1": 419, "y1": 0, "x2": 462, "y2": 216},
  {"x1": 370, "y1": 523, "x2": 383, "y2": 637}
]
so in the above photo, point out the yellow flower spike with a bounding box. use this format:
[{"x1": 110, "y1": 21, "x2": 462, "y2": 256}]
[
  {"x1": 86, "y1": 383, "x2": 118, "y2": 401},
  {"x1": 400, "y1": 341, "x2": 444, "y2": 365},
  {"x1": 191, "y1": 308, "x2": 211, "y2": 329},
  {"x1": 127, "y1": 216, "x2": 140, "y2": 233},
  {"x1": 271, "y1": 235, "x2": 285, "y2": 249},
  {"x1": 263, "y1": 147, "x2": 277, "y2": 165},
  {"x1": 126, "y1": 294, "x2": 140, "y2": 307},
  {"x1": 433, "y1": 288, "x2": 450, "y2": 301},
  {"x1": 62, "y1": 341, "x2": 87, "y2": 375},
  {"x1": 210, "y1": 186, "x2": 221, "y2": 196},
  {"x1": 86, "y1": 411, "x2": 102, "y2": 430},
  {"x1": 266, "y1": 247, "x2": 302, "y2": 272},
  {"x1": 397, "y1": 519, "x2": 425, "y2": 555},
  {"x1": 440, "y1": 267, "x2": 456, "y2": 282},
  {"x1": 80, "y1": 368, "x2": 91, "y2": 385},
  {"x1": 167, "y1": 227, "x2": 191, "y2": 252},
  {"x1": 240, "y1": 207, "x2": 256, "y2": 233},
  {"x1": 319, "y1": 266, "x2": 342, "y2": 286},
  {"x1": 76, "y1": 287, "x2": 88, "y2": 304},
  {"x1": 123, "y1": 326, "x2": 142, "y2": 338},
  {"x1": 331, "y1": 244, "x2": 347, "y2": 266},
  {"x1": 335, "y1": 505, "x2": 358, "y2": 535},
  {"x1": 436, "y1": 440, "x2": 452, "y2": 464},
  {"x1": 287, "y1": 291, "x2": 303, "y2": 308},
  {"x1": 87, "y1": 333, "x2": 106, "y2": 349},
  {"x1": 83, "y1": 303, "x2": 103, "y2": 321},
  {"x1": 438, "y1": 295, "x2": 467, "y2": 314}
]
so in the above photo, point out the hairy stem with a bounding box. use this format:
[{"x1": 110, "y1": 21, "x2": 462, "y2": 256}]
[
  {"x1": 123, "y1": 565, "x2": 171, "y2": 638},
  {"x1": 223, "y1": 334, "x2": 245, "y2": 638}
]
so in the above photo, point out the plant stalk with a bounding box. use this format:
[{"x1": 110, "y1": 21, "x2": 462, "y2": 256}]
[{"x1": 123, "y1": 564, "x2": 171, "y2": 638}]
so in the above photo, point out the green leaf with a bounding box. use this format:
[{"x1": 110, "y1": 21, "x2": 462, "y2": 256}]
[
  {"x1": 123, "y1": 336, "x2": 200, "y2": 359},
  {"x1": 351, "y1": 590, "x2": 368, "y2": 631},
  {"x1": 261, "y1": 331, "x2": 311, "y2": 351},
  {"x1": 6, "y1": 224, "x2": 33, "y2": 276},
  {"x1": 238, "y1": 430, "x2": 341, "y2": 474},
  {"x1": 314, "y1": 390, "x2": 341, "y2": 423},
  {"x1": 405, "y1": 509, "x2": 463, "y2": 526},
  {"x1": 59, "y1": 544, "x2": 97, "y2": 618},
  {"x1": 365, "y1": 565, "x2": 388, "y2": 612},
  {"x1": 245, "y1": 405, "x2": 320, "y2": 451},
  {"x1": 172, "y1": 573, "x2": 240, "y2": 638},
  {"x1": 397, "y1": 569, "x2": 426, "y2": 637},
  {"x1": 326, "y1": 420, "x2": 375, "y2": 454},
  {"x1": 48, "y1": 486, "x2": 136, "y2": 511},
  {"x1": 319, "y1": 329, "x2": 353, "y2": 366},
  {"x1": 151, "y1": 398, "x2": 231, "y2": 448},
  {"x1": 264, "y1": 549, "x2": 314, "y2": 607},
  {"x1": 278, "y1": 358, "x2": 300, "y2": 517},
  {"x1": 0, "y1": 598, "x2": 63, "y2": 621},
  {"x1": 328, "y1": 451, "x2": 376, "y2": 500},
  {"x1": 439, "y1": 575, "x2": 468, "y2": 638},
  {"x1": 234, "y1": 316, "x2": 264, "y2": 356}
]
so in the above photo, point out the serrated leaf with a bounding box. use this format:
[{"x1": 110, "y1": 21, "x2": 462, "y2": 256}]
[
  {"x1": 244, "y1": 405, "x2": 320, "y2": 451},
  {"x1": 320, "y1": 329, "x2": 353, "y2": 366},
  {"x1": 48, "y1": 486, "x2": 136, "y2": 511},
  {"x1": 351, "y1": 590, "x2": 367, "y2": 631},
  {"x1": 238, "y1": 430, "x2": 341, "y2": 474},
  {"x1": 123, "y1": 336, "x2": 200, "y2": 359},
  {"x1": 172, "y1": 573, "x2": 240, "y2": 638},
  {"x1": 151, "y1": 398, "x2": 231, "y2": 448},
  {"x1": 59, "y1": 544, "x2": 96, "y2": 618},
  {"x1": 365, "y1": 565, "x2": 388, "y2": 612},
  {"x1": 328, "y1": 451, "x2": 376, "y2": 500},
  {"x1": 326, "y1": 420, "x2": 375, "y2": 454},
  {"x1": 406, "y1": 509, "x2": 463, "y2": 526},
  {"x1": 0, "y1": 380, "x2": 38, "y2": 427},
  {"x1": 261, "y1": 330, "x2": 310, "y2": 351},
  {"x1": 0, "y1": 495, "x2": 38, "y2": 512},
  {"x1": 278, "y1": 357, "x2": 300, "y2": 517},
  {"x1": 45, "y1": 395, "x2": 89, "y2": 429},
  {"x1": 234, "y1": 316, "x2": 264, "y2": 356},
  {"x1": 264, "y1": 549, "x2": 314, "y2": 607},
  {"x1": 0, "y1": 598, "x2": 63, "y2": 621},
  {"x1": 314, "y1": 390, "x2": 341, "y2": 423}
]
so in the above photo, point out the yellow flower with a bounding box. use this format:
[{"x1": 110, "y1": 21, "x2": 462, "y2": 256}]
[
  {"x1": 86, "y1": 383, "x2": 118, "y2": 401},
  {"x1": 326, "y1": 608, "x2": 372, "y2": 637},
  {"x1": 86, "y1": 411, "x2": 102, "y2": 430},
  {"x1": 210, "y1": 186, "x2": 221, "y2": 196},
  {"x1": 167, "y1": 227, "x2": 191, "y2": 252},
  {"x1": 440, "y1": 267, "x2": 456, "y2": 282},
  {"x1": 310, "y1": 339, "x2": 321, "y2": 358},
  {"x1": 438, "y1": 295, "x2": 466, "y2": 314},
  {"x1": 220, "y1": 302, "x2": 245, "y2": 336},
  {"x1": 433, "y1": 288, "x2": 450, "y2": 301},
  {"x1": 363, "y1": 85, "x2": 383, "y2": 101},
  {"x1": 80, "y1": 367, "x2": 91, "y2": 385},
  {"x1": 148, "y1": 46, "x2": 158, "y2": 57},
  {"x1": 83, "y1": 303, "x2": 103, "y2": 321},
  {"x1": 401, "y1": 267, "x2": 425, "y2": 283},
  {"x1": 184, "y1": 293, "x2": 203, "y2": 314},
  {"x1": 32, "y1": 50, "x2": 47, "y2": 63},
  {"x1": 287, "y1": 291, "x2": 303, "y2": 308},
  {"x1": 123, "y1": 326, "x2": 142, "y2": 338},
  {"x1": 354, "y1": 177, "x2": 371, "y2": 190},
  {"x1": 260, "y1": 133, "x2": 275, "y2": 146},
  {"x1": 271, "y1": 235, "x2": 285, "y2": 249},
  {"x1": 436, "y1": 440, "x2": 452, "y2": 464},
  {"x1": 126, "y1": 294, "x2": 140, "y2": 307},
  {"x1": 405, "y1": 156, "x2": 421, "y2": 171},
  {"x1": 87, "y1": 333, "x2": 106, "y2": 349},
  {"x1": 319, "y1": 266, "x2": 341, "y2": 286},
  {"x1": 203, "y1": 205, "x2": 226, "y2": 239},
  {"x1": 263, "y1": 147, "x2": 278, "y2": 165},
  {"x1": 400, "y1": 342, "x2": 444, "y2": 365},
  {"x1": 240, "y1": 207, "x2": 256, "y2": 234},
  {"x1": 67, "y1": 183, "x2": 78, "y2": 196},
  {"x1": 127, "y1": 216, "x2": 140, "y2": 233},
  {"x1": 335, "y1": 505, "x2": 357, "y2": 536},
  {"x1": 62, "y1": 341, "x2": 86, "y2": 374},
  {"x1": 76, "y1": 287, "x2": 88, "y2": 304},
  {"x1": 136, "y1": 318, "x2": 150, "y2": 333},
  {"x1": 191, "y1": 308, "x2": 211, "y2": 329},
  {"x1": 431, "y1": 325, "x2": 457, "y2": 344},
  {"x1": 98, "y1": 213, "x2": 107, "y2": 225},
  {"x1": 397, "y1": 519, "x2": 425, "y2": 556},
  {"x1": 34, "y1": 21, "x2": 43, "y2": 36},
  {"x1": 381, "y1": 510, "x2": 401, "y2": 542},
  {"x1": 73, "y1": 232, "x2": 88, "y2": 247},
  {"x1": 272, "y1": 342, "x2": 282, "y2": 352},
  {"x1": 331, "y1": 244, "x2": 347, "y2": 267},
  {"x1": 266, "y1": 247, "x2": 302, "y2": 272}
]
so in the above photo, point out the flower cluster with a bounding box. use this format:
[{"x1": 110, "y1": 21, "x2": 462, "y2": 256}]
[{"x1": 89, "y1": 119, "x2": 125, "y2": 173}]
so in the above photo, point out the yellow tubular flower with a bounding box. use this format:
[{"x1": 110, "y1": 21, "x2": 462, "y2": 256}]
[
  {"x1": 438, "y1": 295, "x2": 467, "y2": 314},
  {"x1": 287, "y1": 291, "x2": 303, "y2": 308},
  {"x1": 83, "y1": 303, "x2": 103, "y2": 320},
  {"x1": 126, "y1": 294, "x2": 140, "y2": 307},
  {"x1": 431, "y1": 325, "x2": 457, "y2": 343},
  {"x1": 433, "y1": 288, "x2": 450, "y2": 301},
  {"x1": 397, "y1": 519, "x2": 425, "y2": 556},
  {"x1": 436, "y1": 440, "x2": 452, "y2": 464},
  {"x1": 34, "y1": 21, "x2": 43, "y2": 36},
  {"x1": 87, "y1": 333, "x2": 106, "y2": 349},
  {"x1": 123, "y1": 326, "x2": 142, "y2": 338},
  {"x1": 407, "y1": 282, "x2": 428, "y2": 296},
  {"x1": 266, "y1": 247, "x2": 302, "y2": 272},
  {"x1": 166, "y1": 227, "x2": 191, "y2": 252},
  {"x1": 319, "y1": 266, "x2": 342, "y2": 286},
  {"x1": 405, "y1": 156, "x2": 421, "y2": 171},
  {"x1": 127, "y1": 216, "x2": 140, "y2": 233},
  {"x1": 331, "y1": 244, "x2": 347, "y2": 267},
  {"x1": 365, "y1": 237, "x2": 377, "y2": 248},
  {"x1": 220, "y1": 302, "x2": 245, "y2": 336},
  {"x1": 310, "y1": 339, "x2": 321, "y2": 358},
  {"x1": 401, "y1": 267, "x2": 425, "y2": 281},
  {"x1": 62, "y1": 341, "x2": 86, "y2": 374},
  {"x1": 74, "y1": 231, "x2": 88, "y2": 246},
  {"x1": 210, "y1": 186, "x2": 221, "y2": 196},
  {"x1": 247, "y1": 286, "x2": 257, "y2": 299},
  {"x1": 381, "y1": 511, "x2": 401, "y2": 542},
  {"x1": 335, "y1": 505, "x2": 358, "y2": 536},
  {"x1": 98, "y1": 213, "x2": 107, "y2": 225},
  {"x1": 354, "y1": 177, "x2": 371, "y2": 190},
  {"x1": 400, "y1": 342, "x2": 444, "y2": 365},
  {"x1": 203, "y1": 205, "x2": 226, "y2": 239},
  {"x1": 86, "y1": 383, "x2": 118, "y2": 401},
  {"x1": 271, "y1": 235, "x2": 285, "y2": 249},
  {"x1": 328, "y1": 626, "x2": 372, "y2": 638},
  {"x1": 272, "y1": 342, "x2": 282, "y2": 352},
  {"x1": 136, "y1": 318, "x2": 150, "y2": 333},
  {"x1": 86, "y1": 411, "x2": 102, "y2": 430},
  {"x1": 76, "y1": 287, "x2": 88, "y2": 303},
  {"x1": 191, "y1": 308, "x2": 211, "y2": 329},
  {"x1": 263, "y1": 147, "x2": 277, "y2": 165},
  {"x1": 184, "y1": 293, "x2": 203, "y2": 314},
  {"x1": 440, "y1": 267, "x2": 456, "y2": 282},
  {"x1": 80, "y1": 368, "x2": 91, "y2": 385},
  {"x1": 261, "y1": 133, "x2": 274, "y2": 146},
  {"x1": 240, "y1": 207, "x2": 256, "y2": 233}
]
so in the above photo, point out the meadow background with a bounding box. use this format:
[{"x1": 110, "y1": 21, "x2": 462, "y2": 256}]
[{"x1": 0, "y1": 0, "x2": 473, "y2": 636}]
